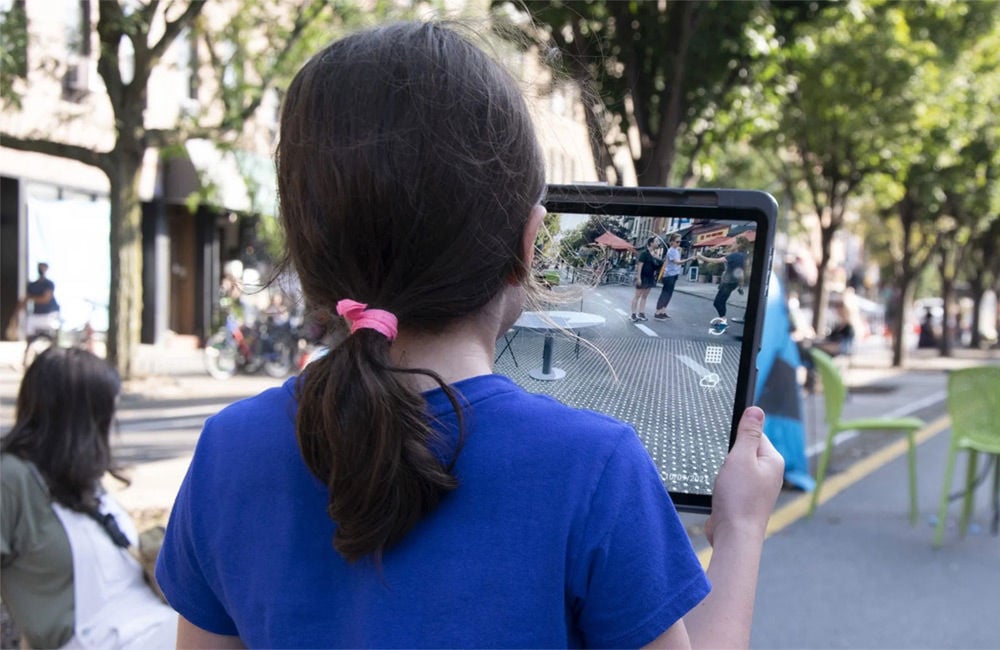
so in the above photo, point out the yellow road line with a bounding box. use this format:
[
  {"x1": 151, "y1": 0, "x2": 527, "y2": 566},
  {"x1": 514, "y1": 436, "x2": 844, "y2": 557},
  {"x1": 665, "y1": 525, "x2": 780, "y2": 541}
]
[{"x1": 697, "y1": 414, "x2": 951, "y2": 570}]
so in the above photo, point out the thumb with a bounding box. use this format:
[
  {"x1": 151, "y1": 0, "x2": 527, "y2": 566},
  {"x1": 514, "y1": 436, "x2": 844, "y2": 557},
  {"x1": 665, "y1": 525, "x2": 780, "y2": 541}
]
[{"x1": 731, "y1": 406, "x2": 765, "y2": 453}]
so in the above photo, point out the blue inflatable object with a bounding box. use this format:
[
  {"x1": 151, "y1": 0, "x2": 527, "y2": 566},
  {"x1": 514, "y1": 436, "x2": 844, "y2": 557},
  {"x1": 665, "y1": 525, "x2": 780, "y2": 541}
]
[{"x1": 754, "y1": 273, "x2": 815, "y2": 491}]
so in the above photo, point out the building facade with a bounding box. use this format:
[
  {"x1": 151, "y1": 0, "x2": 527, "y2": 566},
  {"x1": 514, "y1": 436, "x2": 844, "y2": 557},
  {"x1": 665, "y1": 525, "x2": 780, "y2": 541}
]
[{"x1": 1, "y1": 1, "x2": 615, "y2": 348}]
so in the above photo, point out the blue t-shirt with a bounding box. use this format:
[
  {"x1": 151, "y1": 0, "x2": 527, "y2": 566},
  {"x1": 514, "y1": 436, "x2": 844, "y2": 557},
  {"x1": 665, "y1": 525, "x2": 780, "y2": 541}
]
[
  {"x1": 27, "y1": 278, "x2": 58, "y2": 314},
  {"x1": 156, "y1": 374, "x2": 709, "y2": 648}
]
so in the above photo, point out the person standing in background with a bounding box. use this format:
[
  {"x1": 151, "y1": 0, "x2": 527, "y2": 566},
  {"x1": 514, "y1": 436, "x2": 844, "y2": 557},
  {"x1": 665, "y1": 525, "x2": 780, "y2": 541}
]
[
  {"x1": 630, "y1": 237, "x2": 662, "y2": 322},
  {"x1": 698, "y1": 239, "x2": 749, "y2": 335},
  {"x1": 7, "y1": 263, "x2": 61, "y2": 366},
  {"x1": 654, "y1": 235, "x2": 693, "y2": 321}
]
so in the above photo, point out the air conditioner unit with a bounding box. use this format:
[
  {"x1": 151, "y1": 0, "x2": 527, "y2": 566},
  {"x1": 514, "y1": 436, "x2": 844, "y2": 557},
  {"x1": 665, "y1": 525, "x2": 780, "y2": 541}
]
[{"x1": 62, "y1": 59, "x2": 91, "y2": 101}]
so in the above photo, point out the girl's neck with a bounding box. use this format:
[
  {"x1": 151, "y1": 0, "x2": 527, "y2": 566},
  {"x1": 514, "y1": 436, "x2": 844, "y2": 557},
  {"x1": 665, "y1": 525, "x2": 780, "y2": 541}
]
[
  {"x1": 388, "y1": 286, "x2": 522, "y2": 392},
  {"x1": 391, "y1": 328, "x2": 495, "y2": 391}
]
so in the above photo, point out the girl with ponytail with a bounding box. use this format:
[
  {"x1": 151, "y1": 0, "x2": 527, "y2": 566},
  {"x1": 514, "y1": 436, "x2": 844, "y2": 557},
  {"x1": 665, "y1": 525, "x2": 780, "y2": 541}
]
[{"x1": 157, "y1": 21, "x2": 782, "y2": 649}]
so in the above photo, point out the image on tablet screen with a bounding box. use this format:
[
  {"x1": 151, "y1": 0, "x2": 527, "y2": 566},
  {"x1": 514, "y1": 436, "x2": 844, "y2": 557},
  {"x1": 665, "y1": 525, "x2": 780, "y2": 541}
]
[{"x1": 495, "y1": 214, "x2": 763, "y2": 499}]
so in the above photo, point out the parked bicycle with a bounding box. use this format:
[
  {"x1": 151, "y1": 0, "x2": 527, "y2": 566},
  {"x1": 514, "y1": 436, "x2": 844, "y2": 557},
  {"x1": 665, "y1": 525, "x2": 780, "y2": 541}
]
[{"x1": 203, "y1": 314, "x2": 298, "y2": 380}]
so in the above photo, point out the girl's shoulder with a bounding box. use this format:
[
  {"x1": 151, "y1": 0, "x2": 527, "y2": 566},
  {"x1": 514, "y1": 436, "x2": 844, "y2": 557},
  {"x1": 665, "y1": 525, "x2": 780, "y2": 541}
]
[
  {"x1": 1, "y1": 453, "x2": 40, "y2": 487},
  {"x1": 198, "y1": 379, "x2": 298, "y2": 450}
]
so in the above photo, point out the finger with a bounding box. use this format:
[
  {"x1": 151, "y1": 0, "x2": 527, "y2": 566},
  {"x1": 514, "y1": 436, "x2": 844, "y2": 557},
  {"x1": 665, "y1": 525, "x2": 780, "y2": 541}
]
[{"x1": 732, "y1": 406, "x2": 765, "y2": 452}]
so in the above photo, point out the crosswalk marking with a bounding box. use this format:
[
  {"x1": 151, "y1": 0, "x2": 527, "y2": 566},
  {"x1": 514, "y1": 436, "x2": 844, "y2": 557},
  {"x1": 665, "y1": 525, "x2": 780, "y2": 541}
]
[{"x1": 634, "y1": 324, "x2": 658, "y2": 337}]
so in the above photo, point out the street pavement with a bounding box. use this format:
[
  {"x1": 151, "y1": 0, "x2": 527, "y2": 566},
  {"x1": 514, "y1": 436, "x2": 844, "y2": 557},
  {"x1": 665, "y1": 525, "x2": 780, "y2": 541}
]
[{"x1": 1, "y1": 282, "x2": 998, "y2": 648}]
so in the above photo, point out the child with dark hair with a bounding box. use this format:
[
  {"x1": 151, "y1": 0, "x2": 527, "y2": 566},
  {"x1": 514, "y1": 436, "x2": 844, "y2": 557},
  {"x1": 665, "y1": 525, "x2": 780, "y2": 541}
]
[
  {"x1": 1, "y1": 348, "x2": 176, "y2": 649},
  {"x1": 156, "y1": 21, "x2": 783, "y2": 649},
  {"x1": 630, "y1": 236, "x2": 662, "y2": 321}
]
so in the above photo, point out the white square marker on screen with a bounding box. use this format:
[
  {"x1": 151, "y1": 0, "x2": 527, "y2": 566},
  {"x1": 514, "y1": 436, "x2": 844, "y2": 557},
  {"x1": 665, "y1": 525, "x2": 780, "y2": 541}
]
[{"x1": 704, "y1": 345, "x2": 723, "y2": 365}]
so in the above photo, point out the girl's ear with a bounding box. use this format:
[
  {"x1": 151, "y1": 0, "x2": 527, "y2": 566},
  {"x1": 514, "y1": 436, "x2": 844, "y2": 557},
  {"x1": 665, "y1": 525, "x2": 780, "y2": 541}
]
[
  {"x1": 510, "y1": 204, "x2": 546, "y2": 286},
  {"x1": 520, "y1": 204, "x2": 546, "y2": 268}
]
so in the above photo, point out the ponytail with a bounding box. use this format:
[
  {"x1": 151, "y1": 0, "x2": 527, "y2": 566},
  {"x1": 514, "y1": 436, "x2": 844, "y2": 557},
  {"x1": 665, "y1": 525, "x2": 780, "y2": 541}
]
[{"x1": 296, "y1": 330, "x2": 464, "y2": 563}]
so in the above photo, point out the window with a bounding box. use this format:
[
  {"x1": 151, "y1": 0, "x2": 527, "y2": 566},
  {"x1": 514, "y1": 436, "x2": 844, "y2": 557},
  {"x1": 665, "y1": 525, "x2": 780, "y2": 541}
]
[{"x1": 62, "y1": 0, "x2": 91, "y2": 102}]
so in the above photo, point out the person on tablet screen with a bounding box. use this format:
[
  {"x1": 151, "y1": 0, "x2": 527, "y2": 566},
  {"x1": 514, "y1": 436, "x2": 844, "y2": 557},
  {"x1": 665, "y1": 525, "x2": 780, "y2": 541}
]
[
  {"x1": 154, "y1": 22, "x2": 783, "y2": 649},
  {"x1": 698, "y1": 238, "x2": 749, "y2": 335},
  {"x1": 654, "y1": 234, "x2": 694, "y2": 320},
  {"x1": 630, "y1": 237, "x2": 662, "y2": 322}
]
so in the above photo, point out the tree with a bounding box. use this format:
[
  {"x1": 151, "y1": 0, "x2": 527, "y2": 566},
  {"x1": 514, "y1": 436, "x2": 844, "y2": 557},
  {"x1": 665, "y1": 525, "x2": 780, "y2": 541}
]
[
  {"x1": 865, "y1": 3, "x2": 1000, "y2": 364},
  {"x1": 0, "y1": 0, "x2": 349, "y2": 378},
  {"x1": 557, "y1": 215, "x2": 631, "y2": 265},
  {"x1": 534, "y1": 209, "x2": 563, "y2": 263},
  {"x1": 494, "y1": 0, "x2": 822, "y2": 187},
  {"x1": 961, "y1": 218, "x2": 1000, "y2": 349},
  {"x1": 936, "y1": 19, "x2": 1000, "y2": 354},
  {"x1": 0, "y1": 1, "x2": 27, "y2": 108},
  {"x1": 761, "y1": 2, "x2": 949, "y2": 338}
]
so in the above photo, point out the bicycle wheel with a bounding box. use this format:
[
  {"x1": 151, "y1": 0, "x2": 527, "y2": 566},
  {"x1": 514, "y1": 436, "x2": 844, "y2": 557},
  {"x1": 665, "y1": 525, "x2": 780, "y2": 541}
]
[{"x1": 204, "y1": 331, "x2": 239, "y2": 379}]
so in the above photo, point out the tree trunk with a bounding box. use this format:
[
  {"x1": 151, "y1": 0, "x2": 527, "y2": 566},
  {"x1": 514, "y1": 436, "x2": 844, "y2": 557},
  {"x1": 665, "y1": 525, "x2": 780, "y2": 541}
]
[
  {"x1": 939, "y1": 276, "x2": 955, "y2": 357},
  {"x1": 810, "y1": 223, "x2": 835, "y2": 336},
  {"x1": 636, "y1": 161, "x2": 669, "y2": 187},
  {"x1": 890, "y1": 278, "x2": 916, "y2": 367},
  {"x1": 106, "y1": 148, "x2": 145, "y2": 380},
  {"x1": 969, "y1": 277, "x2": 984, "y2": 349}
]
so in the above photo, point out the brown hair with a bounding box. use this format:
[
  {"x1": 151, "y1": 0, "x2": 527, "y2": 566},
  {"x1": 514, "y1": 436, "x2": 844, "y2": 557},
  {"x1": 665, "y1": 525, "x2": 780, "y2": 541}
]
[
  {"x1": 2, "y1": 347, "x2": 126, "y2": 512},
  {"x1": 276, "y1": 22, "x2": 545, "y2": 562}
]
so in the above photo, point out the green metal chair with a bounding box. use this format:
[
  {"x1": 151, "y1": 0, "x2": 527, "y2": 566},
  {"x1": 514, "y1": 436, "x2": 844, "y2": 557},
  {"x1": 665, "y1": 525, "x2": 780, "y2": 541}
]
[
  {"x1": 933, "y1": 366, "x2": 1000, "y2": 547},
  {"x1": 807, "y1": 348, "x2": 925, "y2": 523}
]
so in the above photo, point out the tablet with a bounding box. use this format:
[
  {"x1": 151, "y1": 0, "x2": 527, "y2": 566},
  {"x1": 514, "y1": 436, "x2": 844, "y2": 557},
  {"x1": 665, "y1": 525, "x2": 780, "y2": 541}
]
[{"x1": 499, "y1": 185, "x2": 776, "y2": 513}]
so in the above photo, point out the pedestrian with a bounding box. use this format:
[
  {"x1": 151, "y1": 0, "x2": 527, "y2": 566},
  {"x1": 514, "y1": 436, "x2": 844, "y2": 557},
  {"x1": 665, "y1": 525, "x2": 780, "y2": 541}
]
[
  {"x1": 815, "y1": 301, "x2": 856, "y2": 358},
  {"x1": 654, "y1": 234, "x2": 693, "y2": 320},
  {"x1": 7, "y1": 262, "x2": 61, "y2": 366},
  {"x1": 1, "y1": 347, "x2": 177, "y2": 649},
  {"x1": 630, "y1": 236, "x2": 662, "y2": 322},
  {"x1": 155, "y1": 21, "x2": 783, "y2": 649},
  {"x1": 698, "y1": 238, "x2": 749, "y2": 335},
  {"x1": 917, "y1": 307, "x2": 938, "y2": 349}
]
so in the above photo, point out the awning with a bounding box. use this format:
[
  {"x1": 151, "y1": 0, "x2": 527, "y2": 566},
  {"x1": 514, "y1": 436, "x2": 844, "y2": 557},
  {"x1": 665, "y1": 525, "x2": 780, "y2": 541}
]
[
  {"x1": 696, "y1": 235, "x2": 735, "y2": 248},
  {"x1": 594, "y1": 231, "x2": 635, "y2": 251}
]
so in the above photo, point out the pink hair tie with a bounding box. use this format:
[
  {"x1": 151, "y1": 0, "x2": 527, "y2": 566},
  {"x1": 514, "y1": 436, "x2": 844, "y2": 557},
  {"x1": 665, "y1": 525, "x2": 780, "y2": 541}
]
[{"x1": 336, "y1": 299, "x2": 398, "y2": 341}]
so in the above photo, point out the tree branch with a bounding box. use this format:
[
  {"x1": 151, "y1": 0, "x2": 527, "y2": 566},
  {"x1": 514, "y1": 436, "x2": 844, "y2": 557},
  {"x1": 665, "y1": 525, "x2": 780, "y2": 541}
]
[
  {"x1": 149, "y1": 0, "x2": 204, "y2": 62},
  {"x1": 226, "y1": 0, "x2": 328, "y2": 130},
  {"x1": 0, "y1": 132, "x2": 110, "y2": 175},
  {"x1": 96, "y1": 1, "x2": 126, "y2": 106}
]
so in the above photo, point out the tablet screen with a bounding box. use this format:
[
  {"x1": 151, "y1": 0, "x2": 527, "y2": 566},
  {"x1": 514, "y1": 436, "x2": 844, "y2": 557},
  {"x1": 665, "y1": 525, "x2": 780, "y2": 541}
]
[{"x1": 494, "y1": 186, "x2": 776, "y2": 513}]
